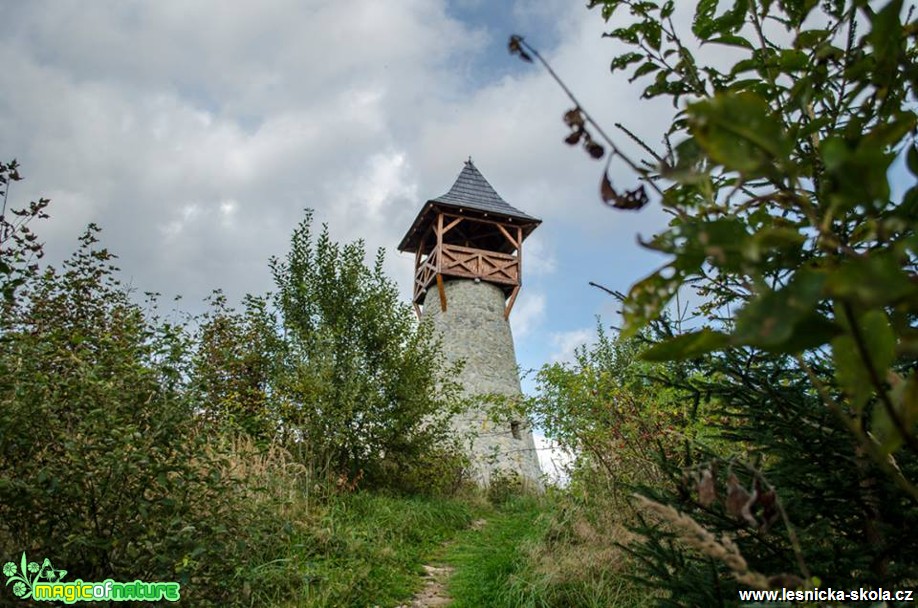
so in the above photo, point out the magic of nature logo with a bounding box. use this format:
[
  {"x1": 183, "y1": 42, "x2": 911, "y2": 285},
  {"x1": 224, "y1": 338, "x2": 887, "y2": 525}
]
[{"x1": 3, "y1": 553, "x2": 180, "y2": 604}]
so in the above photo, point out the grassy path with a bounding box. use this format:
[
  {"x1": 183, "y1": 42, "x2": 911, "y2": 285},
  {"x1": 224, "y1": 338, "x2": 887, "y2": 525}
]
[{"x1": 406, "y1": 498, "x2": 545, "y2": 608}]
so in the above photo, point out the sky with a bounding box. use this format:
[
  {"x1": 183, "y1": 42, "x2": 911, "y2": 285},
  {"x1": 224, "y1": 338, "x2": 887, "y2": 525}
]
[{"x1": 1, "y1": 0, "x2": 686, "y2": 473}]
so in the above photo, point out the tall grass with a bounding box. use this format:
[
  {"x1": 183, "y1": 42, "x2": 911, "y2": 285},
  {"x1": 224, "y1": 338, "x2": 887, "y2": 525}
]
[
  {"x1": 445, "y1": 491, "x2": 656, "y2": 608},
  {"x1": 207, "y1": 435, "x2": 477, "y2": 607},
  {"x1": 282, "y1": 492, "x2": 474, "y2": 607}
]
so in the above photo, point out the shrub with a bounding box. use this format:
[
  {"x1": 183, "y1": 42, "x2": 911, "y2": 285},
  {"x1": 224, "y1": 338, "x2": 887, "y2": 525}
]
[{"x1": 0, "y1": 226, "x2": 309, "y2": 605}]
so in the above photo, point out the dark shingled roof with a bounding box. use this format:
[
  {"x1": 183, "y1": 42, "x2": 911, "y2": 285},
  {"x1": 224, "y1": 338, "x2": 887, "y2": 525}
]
[
  {"x1": 398, "y1": 160, "x2": 541, "y2": 253},
  {"x1": 430, "y1": 160, "x2": 540, "y2": 222}
]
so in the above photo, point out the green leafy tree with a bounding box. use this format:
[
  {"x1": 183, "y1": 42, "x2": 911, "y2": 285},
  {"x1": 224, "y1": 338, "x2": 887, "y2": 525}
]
[
  {"x1": 527, "y1": 324, "x2": 688, "y2": 495},
  {"x1": 0, "y1": 160, "x2": 49, "y2": 304},
  {"x1": 269, "y1": 211, "x2": 463, "y2": 488},
  {"x1": 511, "y1": 0, "x2": 918, "y2": 602}
]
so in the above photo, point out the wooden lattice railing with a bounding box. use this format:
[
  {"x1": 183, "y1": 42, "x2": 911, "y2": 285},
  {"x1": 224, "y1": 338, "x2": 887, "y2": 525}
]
[{"x1": 413, "y1": 244, "x2": 519, "y2": 305}]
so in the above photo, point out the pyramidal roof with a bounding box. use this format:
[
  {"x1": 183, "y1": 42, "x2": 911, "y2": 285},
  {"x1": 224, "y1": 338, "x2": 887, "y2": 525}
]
[
  {"x1": 430, "y1": 160, "x2": 540, "y2": 222},
  {"x1": 398, "y1": 160, "x2": 541, "y2": 253}
]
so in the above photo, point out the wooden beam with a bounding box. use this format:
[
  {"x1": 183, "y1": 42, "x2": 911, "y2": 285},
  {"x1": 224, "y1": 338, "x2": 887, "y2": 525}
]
[
  {"x1": 517, "y1": 226, "x2": 523, "y2": 281},
  {"x1": 436, "y1": 273, "x2": 447, "y2": 312},
  {"x1": 442, "y1": 216, "x2": 463, "y2": 235},
  {"x1": 496, "y1": 223, "x2": 519, "y2": 249},
  {"x1": 436, "y1": 213, "x2": 444, "y2": 274},
  {"x1": 440, "y1": 211, "x2": 536, "y2": 231},
  {"x1": 504, "y1": 285, "x2": 520, "y2": 320}
]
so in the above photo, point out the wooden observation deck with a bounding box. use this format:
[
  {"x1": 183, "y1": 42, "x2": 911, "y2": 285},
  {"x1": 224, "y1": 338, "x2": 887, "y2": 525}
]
[{"x1": 398, "y1": 160, "x2": 541, "y2": 319}]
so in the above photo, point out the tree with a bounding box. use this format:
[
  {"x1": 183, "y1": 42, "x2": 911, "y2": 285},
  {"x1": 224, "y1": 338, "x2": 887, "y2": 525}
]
[
  {"x1": 192, "y1": 291, "x2": 282, "y2": 439},
  {"x1": 0, "y1": 160, "x2": 49, "y2": 304},
  {"x1": 512, "y1": 0, "x2": 918, "y2": 602},
  {"x1": 269, "y1": 211, "x2": 463, "y2": 487}
]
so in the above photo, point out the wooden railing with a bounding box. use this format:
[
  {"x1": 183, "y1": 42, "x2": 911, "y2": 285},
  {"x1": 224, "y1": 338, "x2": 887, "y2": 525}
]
[{"x1": 413, "y1": 243, "x2": 519, "y2": 305}]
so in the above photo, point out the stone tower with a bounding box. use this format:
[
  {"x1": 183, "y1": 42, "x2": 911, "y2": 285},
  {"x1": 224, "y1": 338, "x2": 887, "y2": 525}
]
[{"x1": 398, "y1": 160, "x2": 542, "y2": 486}]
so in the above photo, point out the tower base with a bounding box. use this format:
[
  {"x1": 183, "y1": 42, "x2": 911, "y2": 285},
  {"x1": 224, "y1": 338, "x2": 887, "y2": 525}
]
[{"x1": 422, "y1": 279, "x2": 542, "y2": 487}]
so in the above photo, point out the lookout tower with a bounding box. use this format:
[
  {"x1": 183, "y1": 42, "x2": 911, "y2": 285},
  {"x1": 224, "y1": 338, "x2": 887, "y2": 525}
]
[{"x1": 398, "y1": 160, "x2": 543, "y2": 486}]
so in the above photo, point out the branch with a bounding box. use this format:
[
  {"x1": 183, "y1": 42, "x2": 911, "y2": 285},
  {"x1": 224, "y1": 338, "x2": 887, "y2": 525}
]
[
  {"x1": 842, "y1": 302, "x2": 918, "y2": 456},
  {"x1": 510, "y1": 36, "x2": 665, "y2": 198}
]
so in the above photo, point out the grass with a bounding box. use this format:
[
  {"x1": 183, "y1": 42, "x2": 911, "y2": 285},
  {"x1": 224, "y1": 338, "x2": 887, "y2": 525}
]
[
  {"x1": 272, "y1": 492, "x2": 476, "y2": 607},
  {"x1": 214, "y1": 438, "x2": 655, "y2": 608},
  {"x1": 444, "y1": 496, "x2": 547, "y2": 607},
  {"x1": 441, "y1": 492, "x2": 655, "y2": 608}
]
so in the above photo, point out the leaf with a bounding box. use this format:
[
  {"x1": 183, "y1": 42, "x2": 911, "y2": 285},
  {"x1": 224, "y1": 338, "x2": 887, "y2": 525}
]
[
  {"x1": 661, "y1": 0, "x2": 674, "y2": 18},
  {"x1": 600, "y1": 172, "x2": 649, "y2": 210},
  {"x1": 873, "y1": 371, "x2": 918, "y2": 455},
  {"x1": 697, "y1": 469, "x2": 716, "y2": 506},
  {"x1": 641, "y1": 328, "x2": 731, "y2": 361},
  {"x1": 689, "y1": 92, "x2": 791, "y2": 176},
  {"x1": 867, "y1": 0, "x2": 903, "y2": 88},
  {"x1": 610, "y1": 52, "x2": 644, "y2": 72},
  {"x1": 820, "y1": 137, "x2": 893, "y2": 211},
  {"x1": 706, "y1": 35, "x2": 754, "y2": 49},
  {"x1": 507, "y1": 35, "x2": 533, "y2": 62},
  {"x1": 733, "y1": 268, "x2": 829, "y2": 350},
  {"x1": 725, "y1": 474, "x2": 756, "y2": 526},
  {"x1": 794, "y1": 29, "x2": 829, "y2": 49},
  {"x1": 824, "y1": 254, "x2": 918, "y2": 307},
  {"x1": 622, "y1": 265, "x2": 681, "y2": 337},
  {"x1": 753, "y1": 226, "x2": 806, "y2": 251},
  {"x1": 777, "y1": 50, "x2": 809, "y2": 72},
  {"x1": 586, "y1": 141, "x2": 605, "y2": 159},
  {"x1": 908, "y1": 145, "x2": 918, "y2": 177},
  {"x1": 833, "y1": 310, "x2": 895, "y2": 411},
  {"x1": 780, "y1": 0, "x2": 819, "y2": 26},
  {"x1": 630, "y1": 61, "x2": 660, "y2": 81},
  {"x1": 692, "y1": 0, "x2": 718, "y2": 38},
  {"x1": 864, "y1": 111, "x2": 917, "y2": 148}
]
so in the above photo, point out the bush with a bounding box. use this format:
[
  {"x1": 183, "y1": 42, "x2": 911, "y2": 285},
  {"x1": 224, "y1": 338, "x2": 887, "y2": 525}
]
[{"x1": 0, "y1": 226, "x2": 310, "y2": 605}]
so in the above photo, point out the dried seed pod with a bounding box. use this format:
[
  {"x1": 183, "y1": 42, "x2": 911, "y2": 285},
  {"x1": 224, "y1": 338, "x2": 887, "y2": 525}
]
[
  {"x1": 726, "y1": 473, "x2": 758, "y2": 526},
  {"x1": 697, "y1": 468, "x2": 716, "y2": 507}
]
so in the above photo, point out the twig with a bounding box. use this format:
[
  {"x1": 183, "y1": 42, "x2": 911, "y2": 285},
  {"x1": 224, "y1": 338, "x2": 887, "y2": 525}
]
[{"x1": 512, "y1": 36, "x2": 665, "y2": 198}]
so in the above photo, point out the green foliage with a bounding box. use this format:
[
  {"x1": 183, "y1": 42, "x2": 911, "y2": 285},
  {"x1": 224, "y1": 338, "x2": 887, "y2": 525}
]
[
  {"x1": 511, "y1": 0, "x2": 918, "y2": 603},
  {"x1": 192, "y1": 290, "x2": 282, "y2": 439},
  {"x1": 0, "y1": 226, "x2": 300, "y2": 606},
  {"x1": 486, "y1": 470, "x2": 527, "y2": 506},
  {"x1": 269, "y1": 211, "x2": 463, "y2": 488},
  {"x1": 526, "y1": 324, "x2": 694, "y2": 494},
  {"x1": 586, "y1": 0, "x2": 918, "y2": 603},
  {"x1": 0, "y1": 160, "x2": 49, "y2": 305},
  {"x1": 0, "y1": 189, "x2": 468, "y2": 605}
]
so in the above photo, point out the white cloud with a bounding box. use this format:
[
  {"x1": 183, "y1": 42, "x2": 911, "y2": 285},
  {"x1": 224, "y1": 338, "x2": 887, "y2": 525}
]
[
  {"x1": 548, "y1": 327, "x2": 595, "y2": 364},
  {"x1": 510, "y1": 291, "x2": 546, "y2": 339},
  {"x1": 0, "y1": 0, "x2": 680, "y2": 344}
]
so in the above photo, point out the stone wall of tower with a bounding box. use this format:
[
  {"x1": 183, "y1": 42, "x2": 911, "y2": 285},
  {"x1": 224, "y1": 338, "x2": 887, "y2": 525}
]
[{"x1": 422, "y1": 279, "x2": 542, "y2": 487}]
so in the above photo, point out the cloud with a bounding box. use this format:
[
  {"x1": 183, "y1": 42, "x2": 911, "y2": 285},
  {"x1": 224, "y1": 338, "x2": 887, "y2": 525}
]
[
  {"x1": 548, "y1": 327, "x2": 595, "y2": 364},
  {"x1": 1, "y1": 0, "x2": 492, "y2": 304},
  {"x1": 510, "y1": 291, "x2": 546, "y2": 339},
  {"x1": 0, "y1": 0, "x2": 682, "y2": 347}
]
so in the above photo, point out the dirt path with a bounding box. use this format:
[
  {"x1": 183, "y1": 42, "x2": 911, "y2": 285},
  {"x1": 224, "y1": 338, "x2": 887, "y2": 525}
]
[
  {"x1": 401, "y1": 564, "x2": 454, "y2": 607},
  {"x1": 399, "y1": 519, "x2": 487, "y2": 607}
]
